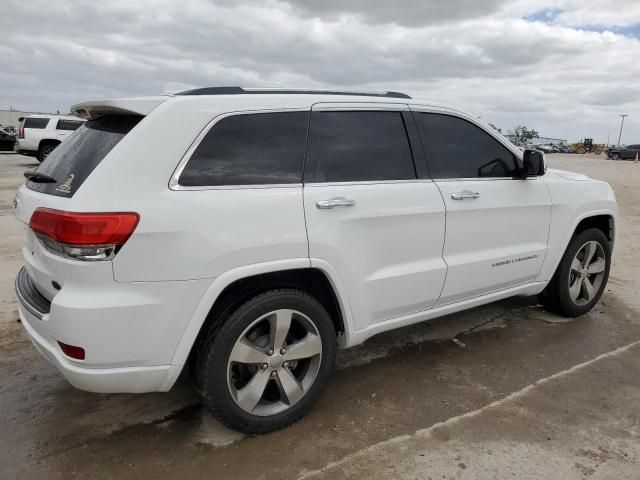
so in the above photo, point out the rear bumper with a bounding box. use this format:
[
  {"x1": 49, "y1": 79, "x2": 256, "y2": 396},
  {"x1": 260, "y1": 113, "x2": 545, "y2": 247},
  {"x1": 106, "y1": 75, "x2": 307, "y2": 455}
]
[
  {"x1": 14, "y1": 266, "x2": 202, "y2": 393},
  {"x1": 18, "y1": 305, "x2": 180, "y2": 393},
  {"x1": 14, "y1": 139, "x2": 36, "y2": 154}
]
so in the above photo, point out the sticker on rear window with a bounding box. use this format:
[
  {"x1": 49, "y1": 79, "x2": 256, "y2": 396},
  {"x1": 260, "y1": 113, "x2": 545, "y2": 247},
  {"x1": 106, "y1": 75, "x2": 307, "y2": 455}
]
[{"x1": 55, "y1": 174, "x2": 75, "y2": 194}]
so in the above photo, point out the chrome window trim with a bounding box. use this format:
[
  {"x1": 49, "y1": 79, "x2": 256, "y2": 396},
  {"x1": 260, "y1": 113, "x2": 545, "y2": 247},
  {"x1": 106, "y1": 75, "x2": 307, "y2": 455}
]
[
  {"x1": 433, "y1": 176, "x2": 540, "y2": 182},
  {"x1": 304, "y1": 179, "x2": 434, "y2": 187},
  {"x1": 169, "y1": 107, "x2": 310, "y2": 191},
  {"x1": 172, "y1": 183, "x2": 303, "y2": 191}
]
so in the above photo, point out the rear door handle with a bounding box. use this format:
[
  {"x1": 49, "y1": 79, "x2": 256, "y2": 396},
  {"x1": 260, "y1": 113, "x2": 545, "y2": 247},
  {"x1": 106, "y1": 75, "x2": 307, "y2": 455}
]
[
  {"x1": 451, "y1": 190, "x2": 480, "y2": 200},
  {"x1": 316, "y1": 197, "x2": 357, "y2": 209}
]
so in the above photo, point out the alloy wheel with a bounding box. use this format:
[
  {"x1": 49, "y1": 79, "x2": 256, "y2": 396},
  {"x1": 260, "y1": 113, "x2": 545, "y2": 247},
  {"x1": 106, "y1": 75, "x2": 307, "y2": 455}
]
[
  {"x1": 568, "y1": 241, "x2": 606, "y2": 306},
  {"x1": 226, "y1": 309, "x2": 322, "y2": 416}
]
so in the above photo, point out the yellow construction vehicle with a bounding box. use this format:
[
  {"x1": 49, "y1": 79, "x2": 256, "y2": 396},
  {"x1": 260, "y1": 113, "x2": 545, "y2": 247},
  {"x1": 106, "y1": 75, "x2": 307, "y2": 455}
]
[{"x1": 572, "y1": 138, "x2": 604, "y2": 154}]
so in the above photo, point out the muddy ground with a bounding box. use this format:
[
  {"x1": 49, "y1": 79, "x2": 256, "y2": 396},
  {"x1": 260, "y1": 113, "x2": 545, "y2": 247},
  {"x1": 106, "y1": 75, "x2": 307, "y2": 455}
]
[{"x1": 0, "y1": 152, "x2": 638, "y2": 479}]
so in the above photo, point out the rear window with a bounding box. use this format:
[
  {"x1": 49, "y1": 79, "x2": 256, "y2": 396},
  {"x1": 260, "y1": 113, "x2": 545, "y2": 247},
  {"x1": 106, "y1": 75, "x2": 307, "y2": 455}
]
[
  {"x1": 26, "y1": 115, "x2": 142, "y2": 197},
  {"x1": 23, "y1": 118, "x2": 49, "y2": 129},
  {"x1": 56, "y1": 119, "x2": 84, "y2": 131}
]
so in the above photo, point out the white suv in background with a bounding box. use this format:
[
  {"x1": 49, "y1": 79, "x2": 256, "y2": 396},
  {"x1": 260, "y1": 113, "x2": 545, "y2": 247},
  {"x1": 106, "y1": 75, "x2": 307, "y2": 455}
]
[
  {"x1": 14, "y1": 88, "x2": 617, "y2": 433},
  {"x1": 14, "y1": 114, "x2": 85, "y2": 162}
]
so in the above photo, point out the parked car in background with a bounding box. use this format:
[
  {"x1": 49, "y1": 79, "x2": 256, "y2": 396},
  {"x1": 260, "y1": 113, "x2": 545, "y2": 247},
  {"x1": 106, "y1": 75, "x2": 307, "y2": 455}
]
[
  {"x1": 14, "y1": 88, "x2": 617, "y2": 433},
  {"x1": 535, "y1": 144, "x2": 556, "y2": 153},
  {"x1": 525, "y1": 143, "x2": 543, "y2": 152},
  {"x1": 557, "y1": 145, "x2": 575, "y2": 154},
  {"x1": 606, "y1": 144, "x2": 640, "y2": 160},
  {"x1": 14, "y1": 115, "x2": 85, "y2": 162},
  {"x1": 0, "y1": 126, "x2": 16, "y2": 151}
]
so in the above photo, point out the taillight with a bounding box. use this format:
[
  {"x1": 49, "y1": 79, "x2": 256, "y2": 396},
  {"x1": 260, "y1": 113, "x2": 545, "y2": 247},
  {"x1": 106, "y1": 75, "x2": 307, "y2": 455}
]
[
  {"x1": 29, "y1": 208, "x2": 139, "y2": 261},
  {"x1": 18, "y1": 121, "x2": 25, "y2": 139}
]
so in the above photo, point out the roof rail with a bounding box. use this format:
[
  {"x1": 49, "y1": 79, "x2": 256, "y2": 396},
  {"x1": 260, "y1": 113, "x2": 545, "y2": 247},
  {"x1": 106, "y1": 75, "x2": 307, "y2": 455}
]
[{"x1": 175, "y1": 87, "x2": 411, "y2": 99}]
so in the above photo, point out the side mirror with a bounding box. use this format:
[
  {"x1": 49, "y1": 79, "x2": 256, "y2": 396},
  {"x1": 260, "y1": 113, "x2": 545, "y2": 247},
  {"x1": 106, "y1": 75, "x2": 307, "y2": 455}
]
[{"x1": 522, "y1": 149, "x2": 545, "y2": 177}]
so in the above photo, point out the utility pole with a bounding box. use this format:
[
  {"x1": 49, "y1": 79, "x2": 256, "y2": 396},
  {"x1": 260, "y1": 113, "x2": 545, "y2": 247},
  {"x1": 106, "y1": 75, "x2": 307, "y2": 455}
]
[{"x1": 617, "y1": 114, "x2": 628, "y2": 147}]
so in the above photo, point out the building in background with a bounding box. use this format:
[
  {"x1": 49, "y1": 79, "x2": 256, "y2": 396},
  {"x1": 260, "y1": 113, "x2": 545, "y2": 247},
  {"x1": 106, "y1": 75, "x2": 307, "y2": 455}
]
[
  {"x1": 504, "y1": 134, "x2": 568, "y2": 145},
  {"x1": 529, "y1": 136, "x2": 568, "y2": 146},
  {"x1": 0, "y1": 108, "x2": 56, "y2": 128}
]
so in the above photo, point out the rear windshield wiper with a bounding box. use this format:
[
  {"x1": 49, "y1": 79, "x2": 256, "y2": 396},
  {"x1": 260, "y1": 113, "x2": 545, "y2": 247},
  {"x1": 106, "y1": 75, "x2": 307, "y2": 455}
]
[{"x1": 24, "y1": 171, "x2": 57, "y2": 183}]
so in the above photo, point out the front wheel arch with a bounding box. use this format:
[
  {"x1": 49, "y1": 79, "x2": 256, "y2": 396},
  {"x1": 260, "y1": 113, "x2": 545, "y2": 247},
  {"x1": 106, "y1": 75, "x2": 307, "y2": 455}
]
[{"x1": 572, "y1": 214, "x2": 614, "y2": 249}]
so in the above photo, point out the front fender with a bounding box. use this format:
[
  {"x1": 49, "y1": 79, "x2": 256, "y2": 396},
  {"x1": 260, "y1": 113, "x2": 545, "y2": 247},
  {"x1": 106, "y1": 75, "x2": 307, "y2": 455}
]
[{"x1": 537, "y1": 177, "x2": 617, "y2": 282}]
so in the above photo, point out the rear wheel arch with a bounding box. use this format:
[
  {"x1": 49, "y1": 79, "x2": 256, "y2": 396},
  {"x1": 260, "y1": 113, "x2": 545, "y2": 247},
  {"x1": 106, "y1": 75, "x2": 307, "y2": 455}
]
[
  {"x1": 37, "y1": 139, "x2": 61, "y2": 161},
  {"x1": 186, "y1": 268, "x2": 347, "y2": 371},
  {"x1": 38, "y1": 138, "x2": 61, "y2": 151}
]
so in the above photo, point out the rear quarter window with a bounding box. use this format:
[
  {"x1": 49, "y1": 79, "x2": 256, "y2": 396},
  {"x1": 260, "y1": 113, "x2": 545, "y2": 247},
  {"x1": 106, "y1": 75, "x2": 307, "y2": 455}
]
[
  {"x1": 23, "y1": 118, "x2": 49, "y2": 129},
  {"x1": 26, "y1": 115, "x2": 142, "y2": 197},
  {"x1": 178, "y1": 111, "x2": 309, "y2": 187}
]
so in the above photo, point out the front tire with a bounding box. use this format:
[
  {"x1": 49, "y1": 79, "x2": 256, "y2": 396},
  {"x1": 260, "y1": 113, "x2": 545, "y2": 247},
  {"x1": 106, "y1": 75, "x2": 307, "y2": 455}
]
[
  {"x1": 539, "y1": 228, "x2": 611, "y2": 317},
  {"x1": 610, "y1": 152, "x2": 620, "y2": 160},
  {"x1": 195, "y1": 289, "x2": 336, "y2": 433}
]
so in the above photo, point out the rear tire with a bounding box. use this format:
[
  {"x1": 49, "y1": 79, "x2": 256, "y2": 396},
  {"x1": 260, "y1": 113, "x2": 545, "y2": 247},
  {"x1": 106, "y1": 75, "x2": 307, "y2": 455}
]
[
  {"x1": 539, "y1": 228, "x2": 611, "y2": 317},
  {"x1": 195, "y1": 289, "x2": 336, "y2": 433},
  {"x1": 37, "y1": 144, "x2": 56, "y2": 162}
]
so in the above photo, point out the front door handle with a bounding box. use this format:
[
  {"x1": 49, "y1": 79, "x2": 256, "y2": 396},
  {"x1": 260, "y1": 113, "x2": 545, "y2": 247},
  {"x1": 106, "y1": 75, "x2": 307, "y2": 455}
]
[
  {"x1": 451, "y1": 190, "x2": 480, "y2": 200},
  {"x1": 316, "y1": 197, "x2": 357, "y2": 209}
]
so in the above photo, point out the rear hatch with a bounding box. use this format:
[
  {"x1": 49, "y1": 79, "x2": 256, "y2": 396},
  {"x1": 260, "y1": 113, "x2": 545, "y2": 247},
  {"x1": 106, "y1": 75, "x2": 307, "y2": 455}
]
[{"x1": 14, "y1": 97, "x2": 166, "y2": 302}]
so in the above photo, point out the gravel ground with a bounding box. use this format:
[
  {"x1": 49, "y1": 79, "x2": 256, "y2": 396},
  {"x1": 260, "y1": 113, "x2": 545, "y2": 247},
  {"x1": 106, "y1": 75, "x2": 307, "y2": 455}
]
[{"x1": 0, "y1": 152, "x2": 638, "y2": 479}]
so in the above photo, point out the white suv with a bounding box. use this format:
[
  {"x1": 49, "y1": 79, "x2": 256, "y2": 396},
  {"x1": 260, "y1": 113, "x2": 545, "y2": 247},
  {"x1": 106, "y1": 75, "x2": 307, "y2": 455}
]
[
  {"x1": 13, "y1": 88, "x2": 617, "y2": 433},
  {"x1": 14, "y1": 114, "x2": 85, "y2": 162}
]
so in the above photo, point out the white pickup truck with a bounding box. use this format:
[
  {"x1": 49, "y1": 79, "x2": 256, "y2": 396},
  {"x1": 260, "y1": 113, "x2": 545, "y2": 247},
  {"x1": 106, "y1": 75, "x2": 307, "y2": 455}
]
[{"x1": 14, "y1": 114, "x2": 85, "y2": 162}]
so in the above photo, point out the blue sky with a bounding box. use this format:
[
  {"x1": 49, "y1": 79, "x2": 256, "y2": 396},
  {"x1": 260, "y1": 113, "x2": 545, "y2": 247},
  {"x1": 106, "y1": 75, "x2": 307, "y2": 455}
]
[{"x1": 526, "y1": 8, "x2": 640, "y2": 39}]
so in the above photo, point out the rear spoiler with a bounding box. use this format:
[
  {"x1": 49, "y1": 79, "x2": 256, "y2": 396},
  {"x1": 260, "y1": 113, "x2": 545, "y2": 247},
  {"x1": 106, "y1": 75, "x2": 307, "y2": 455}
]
[{"x1": 71, "y1": 96, "x2": 168, "y2": 120}]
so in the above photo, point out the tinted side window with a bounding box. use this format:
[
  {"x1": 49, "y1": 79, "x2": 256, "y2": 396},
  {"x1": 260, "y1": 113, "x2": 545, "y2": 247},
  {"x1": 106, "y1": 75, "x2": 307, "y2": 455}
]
[
  {"x1": 305, "y1": 111, "x2": 416, "y2": 182},
  {"x1": 56, "y1": 120, "x2": 84, "y2": 131},
  {"x1": 417, "y1": 113, "x2": 519, "y2": 179},
  {"x1": 179, "y1": 112, "x2": 309, "y2": 187},
  {"x1": 24, "y1": 118, "x2": 49, "y2": 129}
]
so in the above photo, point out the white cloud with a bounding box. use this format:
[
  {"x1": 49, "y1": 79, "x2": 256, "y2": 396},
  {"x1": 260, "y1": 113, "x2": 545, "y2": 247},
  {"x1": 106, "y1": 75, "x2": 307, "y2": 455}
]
[{"x1": 0, "y1": 0, "x2": 638, "y2": 142}]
